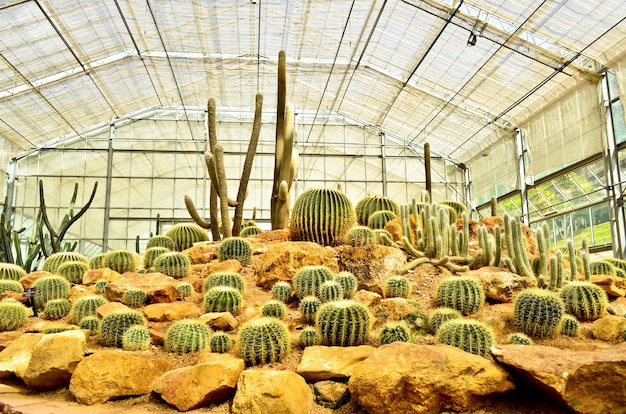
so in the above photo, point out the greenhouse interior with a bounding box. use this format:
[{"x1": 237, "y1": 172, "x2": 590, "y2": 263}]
[{"x1": 1, "y1": 0, "x2": 626, "y2": 413}]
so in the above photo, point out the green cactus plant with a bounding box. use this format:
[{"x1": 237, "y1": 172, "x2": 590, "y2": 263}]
[
  {"x1": 316, "y1": 300, "x2": 371, "y2": 347},
  {"x1": 69, "y1": 295, "x2": 108, "y2": 324},
  {"x1": 335, "y1": 271, "x2": 358, "y2": 299},
  {"x1": 380, "y1": 321, "x2": 410, "y2": 345},
  {"x1": 345, "y1": 226, "x2": 378, "y2": 247},
  {"x1": 240, "y1": 225, "x2": 263, "y2": 237},
  {"x1": 79, "y1": 315, "x2": 101, "y2": 335},
  {"x1": 506, "y1": 332, "x2": 534, "y2": 345},
  {"x1": 300, "y1": 295, "x2": 322, "y2": 323},
  {"x1": 354, "y1": 195, "x2": 400, "y2": 226},
  {"x1": 589, "y1": 260, "x2": 616, "y2": 277},
  {"x1": 438, "y1": 200, "x2": 468, "y2": 220},
  {"x1": 42, "y1": 298, "x2": 71, "y2": 320},
  {"x1": 299, "y1": 326, "x2": 321, "y2": 348},
  {"x1": 154, "y1": 251, "x2": 190, "y2": 279},
  {"x1": 435, "y1": 276, "x2": 485, "y2": 316},
  {"x1": 428, "y1": 307, "x2": 463, "y2": 334},
  {"x1": 236, "y1": 317, "x2": 290, "y2": 366},
  {"x1": 293, "y1": 265, "x2": 334, "y2": 299},
  {"x1": 0, "y1": 263, "x2": 26, "y2": 281},
  {"x1": 176, "y1": 282, "x2": 194, "y2": 298},
  {"x1": 122, "y1": 325, "x2": 151, "y2": 351},
  {"x1": 210, "y1": 331, "x2": 232, "y2": 353},
  {"x1": 95, "y1": 279, "x2": 108, "y2": 294},
  {"x1": 385, "y1": 276, "x2": 411, "y2": 299},
  {"x1": 42, "y1": 251, "x2": 89, "y2": 274},
  {"x1": 513, "y1": 288, "x2": 564, "y2": 338},
  {"x1": 261, "y1": 299, "x2": 286, "y2": 319},
  {"x1": 271, "y1": 281, "x2": 293, "y2": 303},
  {"x1": 203, "y1": 286, "x2": 243, "y2": 314},
  {"x1": 104, "y1": 249, "x2": 137, "y2": 274},
  {"x1": 89, "y1": 253, "x2": 107, "y2": 270},
  {"x1": 603, "y1": 257, "x2": 626, "y2": 274},
  {"x1": 33, "y1": 275, "x2": 71, "y2": 310},
  {"x1": 367, "y1": 210, "x2": 397, "y2": 230},
  {"x1": 0, "y1": 299, "x2": 28, "y2": 332},
  {"x1": 560, "y1": 315, "x2": 579, "y2": 337},
  {"x1": 56, "y1": 260, "x2": 89, "y2": 284},
  {"x1": 146, "y1": 235, "x2": 175, "y2": 251},
  {"x1": 218, "y1": 237, "x2": 253, "y2": 265},
  {"x1": 319, "y1": 280, "x2": 344, "y2": 302},
  {"x1": 289, "y1": 187, "x2": 356, "y2": 246},
  {"x1": 100, "y1": 309, "x2": 147, "y2": 348},
  {"x1": 42, "y1": 323, "x2": 76, "y2": 334},
  {"x1": 165, "y1": 319, "x2": 212, "y2": 354},
  {"x1": 504, "y1": 214, "x2": 534, "y2": 278},
  {"x1": 122, "y1": 288, "x2": 147, "y2": 308},
  {"x1": 436, "y1": 319, "x2": 494, "y2": 359},
  {"x1": 0, "y1": 280, "x2": 24, "y2": 295},
  {"x1": 203, "y1": 271, "x2": 245, "y2": 294},
  {"x1": 143, "y1": 247, "x2": 169, "y2": 270},
  {"x1": 560, "y1": 281, "x2": 608, "y2": 321},
  {"x1": 164, "y1": 223, "x2": 209, "y2": 251}
]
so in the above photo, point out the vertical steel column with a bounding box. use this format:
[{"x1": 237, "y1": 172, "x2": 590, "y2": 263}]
[
  {"x1": 464, "y1": 165, "x2": 473, "y2": 218},
  {"x1": 381, "y1": 132, "x2": 387, "y2": 196},
  {"x1": 102, "y1": 123, "x2": 115, "y2": 252},
  {"x1": 516, "y1": 129, "x2": 530, "y2": 225}
]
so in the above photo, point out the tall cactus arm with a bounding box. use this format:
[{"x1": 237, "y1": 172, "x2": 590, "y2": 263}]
[
  {"x1": 274, "y1": 103, "x2": 295, "y2": 229},
  {"x1": 204, "y1": 152, "x2": 221, "y2": 240},
  {"x1": 271, "y1": 50, "x2": 287, "y2": 229},
  {"x1": 214, "y1": 144, "x2": 232, "y2": 238},
  {"x1": 184, "y1": 194, "x2": 211, "y2": 229},
  {"x1": 207, "y1": 98, "x2": 221, "y2": 241}
]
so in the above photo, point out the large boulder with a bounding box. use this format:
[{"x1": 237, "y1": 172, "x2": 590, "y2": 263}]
[
  {"x1": 0, "y1": 333, "x2": 43, "y2": 379},
  {"x1": 105, "y1": 272, "x2": 181, "y2": 303},
  {"x1": 349, "y1": 342, "x2": 514, "y2": 414},
  {"x1": 296, "y1": 345, "x2": 376, "y2": 382},
  {"x1": 470, "y1": 267, "x2": 537, "y2": 302},
  {"x1": 591, "y1": 274, "x2": 626, "y2": 297},
  {"x1": 143, "y1": 301, "x2": 202, "y2": 322},
  {"x1": 82, "y1": 268, "x2": 122, "y2": 285},
  {"x1": 232, "y1": 370, "x2": 313, "y2": 414},
  {"x1": 590, "y1": 315, "x2": 626, "y2": 341},
  {"x1": 493, "y1": 343, "x2": 626, "y2": 414},
  {"x1": 335, "y1": 245, "x2": 406, "y2": 287}
]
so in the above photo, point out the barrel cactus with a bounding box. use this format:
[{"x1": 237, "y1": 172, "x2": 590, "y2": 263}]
[
  {"x1": 335, "y1": 271, "x2": 358, "y2": 298},
  {"x1": 367, "y1": 210, "x2": 397, "y2": 230},
  {"x1": 176, "y1": 282, "x2": 194, "y2": 298},
  {"x1": 57, "y1": 260, "x2": 89, "y2": 284},
  {"x1": 143, "y1": 247, "x2": 169, "y2": 269},
  {"x1": 0, "y1": 280, "x2": 24, "y2": 295},
  {"x1": 506, "y1": 332, "x2": 534, "y2": 345},
  {"x1": 100, "y1": 309, "x2": 147, "y2": 348},
  {"x1": 89, "y1": 253, "x2": 107, "y2": 269},
  {"x1": 271, "y1": 281, "x2": 293, "y2": 303},
  {"x1": 385, "y1": 276, "x2": 411, "y2": 299},
  {"x1": 218, "y1": 237, "x2": 253, "y2": 265},
  {"x1": 560, "y1": 315, "x2": 579, "y2": 337},
  {"x1": 33, "y1": 275, "x2": 71, "y2": 310},
  {"x1": 240, "y1": 225, "x2": 263, "y2": 237},
  {"x1": 316, "y1": 300, "x2": 371, "y2": 347},
  {"x1": 289, "y1": 187, "x2": 356, "y2": 246},
  {"x1": 164, "y1": 223, "x2": 209, "y2": 251},
  {"x1": 236, "y1": 317, "x2": 290, "y2": 366},
  {"x1": 79, "y1": 315, "x2": 101, "y2": 335},
  {"x1": 345, "y1": 226, "x2": 378, "y2": 247},
  {"x1": 104, "y1": 250, "x2": 137, "y2": 274},
  {"x1": 293, "y1": 265, "x2": 334, "y2": 299},
  {"x1": 0, "y1": 299, "x2": 28, "y2": 332},
  {"x1": 122, "y1": 325, "x2": 151, "y2": 351},
  {"x1": 300, "y1": 295, "x2": 322, "y2": 323},
  {"x1": 589, "y1": 260, "x2": 616, "y2": 277},
  {"x1": 0, "y1": 263, "x2": 26, "y2": 281},
  {"x1": 42, "y1": 298, "x2": 71, "y2": 320},
  {"x1": 299, "y1": 326, "x2": 321, "y2": 348},
  {"x1": 165, "y1": 319, "x2": 211, "y2": 354},
  {"x1": 435, "y1": 277, "x2": 485, "y2": 315},
  {"x1": 319, "y1": 280, "x2": 344, "y2": 302},
  {"x1": 122, "y1": 288, "x2": 147, "y2": 308},
  {"x1": 354, "y1": 195, "x2": 400, "y2": 226},
  {"x1": 210, "y1": 331, "x2": 232, "y2": 353},
  {"x1": 428, "y1": 307, "x2": 463, "y2": 334},
  {"x1": 203, "y1": 271, "x2": 245, "y2": 294},
  {"x1": 560, "y1": 281, "x2": 608, "y2": 321},
  {"x1": 154, "y1": 251, "x2": 190, "y2": 279},
  {"x1": 70, "y1": 295, "x2": 108, "y2": 324},
  {"x1": 42, "y1": 251, "x2": 89, "y2": 274},
  {"x1": 95, "y1": 279, "x2": 108, "y2": 294},
  {"x1": 436, "y1": 319, "x2": 494, "y2": 359},
  {"x1": 380, "y1": 321, "x2": 410, "y2": 345},
  {"x1": 261, "y1": 299, "x2": 287, "y2": 319},
  {"x1": 146, "y1": 234, "x2": 175, "y2": 251},
  {"x1": 513, "y1": 288, "x2": 564, "y2": 338},
  {"x1": 203, "y1": 286, "x2": 243, "y2": 314}
]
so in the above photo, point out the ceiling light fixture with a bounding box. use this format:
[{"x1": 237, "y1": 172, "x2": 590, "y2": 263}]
[{"x1": 467, "y1": 21, "x2": 483, "y2": 47}]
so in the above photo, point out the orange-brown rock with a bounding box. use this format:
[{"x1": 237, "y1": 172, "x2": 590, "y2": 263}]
[
  {"x1": 232, "y1": 370, "x2": 313, "y2": 414},
  {"x1": 296, "y1": 345, "x2": 375, "y2": 382},
  {"x1": 590, "y1": 315, "x2": 626, "y2": 341},
  {"x1": 199, "y1": 312, "x2": 238, "y2": 331},
  {"x1": 105, "y1": 272, "x2": 181, "y2": 303},
  {"x1": 82, "y1": 268, "x2": 122, "y2": 285},
  {"x1": 335, "y1": 244, "x2": 406, "y2": 285},
  {"x1": 591, "y1": 274, "x2": 626, "y2": 297},
  {"x1": 469, "y1": 267, "x2": 537, "y2": 303},
  {"x1": 96, "y1": 301, "x2": 131, "y2": 318},
  {"x1": 19, "y1": 271, "x2": 54, "y2": 289},
  {"x1": 0, "y1": 333, "x2": 43, "y2": 379},
  {"x1": 184, "y1": 242, "x2": 219, "y2": 265},
  {"x1": 143, "y1": 302, "x2": 202, "y2": 322},
  {"x1": 200, "y1": 259, "x2": 243, "y2": 277}
]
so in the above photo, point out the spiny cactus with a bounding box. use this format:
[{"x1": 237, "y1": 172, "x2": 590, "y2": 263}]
[
  {"x1": 104, "y1": 250, "x2": 137, "y2": 274},
  {"x1": 345, "y1": 226, "x2": 378, "y2": 247},
  {"x1": 203, "y1": 271, "x2": 245, "y2": 294},
  {"x1": 436, "y1": 319, "x2": 494, "y2": 359},
  {"x1": 560, "y1": 281, "x2": 608, "y2": 321},
  {"x1": 289, "y1": 187, "x2": 356, "y2": 246},
  {"x1": 57, "y1": 260, "x2": 89, "y2": 284},
  {"x1": 0, "y1": 299, "x2": 28, "y2": 332},
  {"x1": 42, "y1": 251, "x2": 89, "y2": 274},
  {"x1": 154, "y1": 251, "x2": 190, "y2": 279},
  {"x1": 603, "y1": 257, "x2": 626, "y2": 274},
  {"x1": 236, "y1": 317, "x2": 289, "y2": 366},
  {"x1": 42, "y1": 323, "x2": 76, "y2": 334},
  {"x1": 560, "y1": 315, "x2": 579, "y2": 337},
  {"x1": 210, "y1": 331, "x2": 232, "y2": 353},
  {"x1": 293, "y1": 265, "x2": 334, "y2": 299},
  {"x1": 367, "y1": 210, "x2": 397, "y2": 230},
  {"x1": 89, "y1": 253, "x2": 107, "y2": 270},
  {"x1": 0, "y1": 263, "x2": 26, "y2": 281},
  {"x1": 335, "y1": 271, "x2": 358, "y2": 299},
  {"x1": 203, "y1": 286, "x2": 243, "y2": 314},
  {"x1": 95, "y1": 279, "x2": 108, "y2": 294},
  {"x1": 240, "y1": 225, "x2": 263, "y2": 237},
  {"x1": 70, "y1": 295, "x2": 108, "y2": 324},
  {"x1": 271, "y1": 281, "x2": 293, "y2": 303},
  {"x1": 385, "y1": 276, "x2": 411, "y2": 299},
  {"x1": 354, "y1": 195, "x2": 400, "y2": 226},
  {"x1": 504, "y1": 214, "x2": 533, "y2": 278},
  {"x1": 33, "y1": 275, "x2": 71, "y2": 310},
  {"x1": 218, "y1": 237, "x2": 253, "y2": 266},
  {"x1": 300, "y1": 295, "x2": 322, "y2": 323},
  {"x1": 143, "y1": 247, "x2": 169, "y2": 269},
  {"x1": 176, "y1": 282, "x2": 194, "y2": 298},
  {"x1": 164, "y1": 223, "x2": 209, "y2": 251},
  {"x1": 380, "y1": 321, "x2": 410, "y2": 345},
  {"x1": 42, "y1": 298, "x2": 71, "y2": 320},
  {"x1": 79, "y1": 315, "x2": 101, "y2": 335},
  {"x1": 513, "y1": 288, "x2": 564, "y2": 338},
  {"x1": 0, "y1": 280, "x2": 24, "y2": 295},
  {"x1": 428, "y1": 307, "x2": 463, "y2": 334},
  {"x1": 122, "y1": 325, "x2": 151, "y2": 351},
  {"x1": 319, "y1": 280, "x2": 344, "y2": 302},
  {"x1": 435, "y1": 276, "x2": 485, "y2": 316},
  {"x1": 589, "y1": 260, "x2": 616, "y2": 277},
  {"x1": 438, "y1": 200, "x2": 468, "y2": 220},
  {"x1": 261, "y1": 299, "x2": 287, "y2": 319},
  {"x1": 100, "y1": 309, "x2": 146, "y2": 348},
  {"x1": 122, "y1": 288, "x2": 147, "y2": 308},
  {"x1": 146, "y1": 235, "x2": 175, "y2": 251},
  {"x1": 165, "y1": 319, "x2": 212, "y2": 354},
  {"x1": 506, "y1": 332, "x2": 534, "y2": 345},
  {"x1": 299, "y1": 326, "x2": 321, "y2": 348},
  {"x1": 316, "y1": 300, "x2": 371, "y2": 347}
]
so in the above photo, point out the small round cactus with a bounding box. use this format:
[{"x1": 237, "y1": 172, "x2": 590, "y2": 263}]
[
  {"x1": 210, "y1": 331, "x2": 232, "y2": 353},
  {"x1": 100, "y1": 309, "x2": 147, "y2": 348},
  {"x1": 293, "y1": 265, "x2": 334, "y2": 299},
  {"x1": 236, "y1": 317, "x2": 289, "y2": 366},
  {"x1": 380, "y1": 321, "x2": 410, "y2": 345},
  {"x1": 146, "y1": 235, "x2": 175, "y2": 251},
  {"x1": 345, "y1": 226, "x2": 378, "y2": 247},
  {"x1": 354, "y1": 195, "x2": 400, "y2": 226},
  {"x1": 164, "y1": 223, "x2": 209, "y2": 251},
  {"x1": 122, "y1": 325, "x2": 151, "y2": 351},
  {"x1": 95, "y1": 279, "x2": 108, "y2": 294},
  {"x1": 261, "y1": 300, "x2": 286, "y2": 319},
  {"x1": 0, "y1": 299, "x2": 28, "y2": 332},
  {"x1": 299, "y1": 326, "x2": 321, "y2": 349},
  {"x1": 506, "y1": 332, "x2": 534, "y2": 345},
  {"x1": 143, "y1": 247, "x2": 170, "y2": 269},
  {"x1": 42, "y1": 252, "x2": 89, "y2": 274},
  {"x1": 122, "y1": 289, "x2": 147, "y2": 308},
  {"x1": 560, "y1": 281, "x2": 608, "y2": 321},
  {"x1": 104, "y1": 250, "x2": 137, "y2": 274},
  {"x1": 0, "y1": 263, "x2": 26, "y2": 281},
  {"x1": 42, "y1": 298, "x2": 71, "y2": 320},
  {"x1": 176, "y1": 282, "x2": 194, "y2": 298},
  {"x1": 300, "y1": 295, "x2": 322, "y2": 323},
  {"x1": 319, "y1": 280, "x2": 344, "y2": 302},
  {"x1": 316, "y1": 300, "x2": 371, "y2": 347},
  {"x1": 0, "y1": 280, "x2": 24, "y2": 295},
  {"x1": 513, "y1": 288, "x2": 564, "y2": 339},
  {"x1": 385, "y1": 276, "x2": 411, "y2": 299},
  {"x1": 271, "y1": 281, "x2": 293, "y2": 303},
  {"x1": 165, "y1": 319, "x2": 211, "y2": 354},
  {"x1": 79, "y1": 316, "x2": 101, "y2": 335},
  {"x1": 218, "y1": 237, "x2": 253, "y2": 266},
  {"x1": 56, "y1": 260, "x2": 89, "y2": 284},
  {"x1": 203, "y1": 271, "x2": 245, "y2": 294},
  {"x1": 203, "y1": 286, "x2": 243, "y2": 314},
  {"x1": 33, "y1": 275, "x2": 71, "y2": 310},
  {"x1": 435, "y1": 276, "x2": 485, "y2": 316},
  {"x1": 89, "y1": 253, "x2": 107, "y2": 270},
  {"x1": 335, "y1": 271, "x2": 358, "y2": 299},
  {"x1": 367, "y1": 210, "x2": 397, "y2": 230},
  {"x1": 240, "y1": 225, "x2": 263, "y2": 237},
  {"x1": 436, "y1": 319, "x2": 494, "y2": 359},
  {"x1": 428, "y1": 307, "x2": 463, "y2": 334},
  {"x1": 560, "y1": 315, "x2": 579, "y2": 337},
  {"x1": 154, "y1": 251, "x2": 191, "y2": 279}
]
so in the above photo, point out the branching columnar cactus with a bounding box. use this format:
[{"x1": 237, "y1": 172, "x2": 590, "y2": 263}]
[
  {"x1": 95, "y1": 279, "x2": 108, "y2": 294},
  {"x1": 0, "y1": 280, "x2": 24, "y2": 295},
  {"x1": 154, "y1": 251, "x2": 191, "y2": 279},
  {"x1": 0, "y1": 299, "x2": 28, "y2": 331},
  {"x1": 293, "y1": 265, "x2": 334, "y2": 299},
  {"x1": 289, "y1": 187, "x2": 356, "y2": 246},
  {"x1": 300, "y1": 295, "x2": 322, "y2": 323},
  {"x1": 104, "y1": 250, "x2": 136, "y2": 274},
  {"x1": 203, "y1": 271, "x2": 245, "y2": 294},
  {"x1": 143, "y1": 247, "x2": 169, "y2": 270},
  {"x1": 42, "y1": 298, "x2": 71, "y2": 320},
  {"x1": 0, "y1": 263, "x2": 26, "y2": 281},
  {"x1": 560, "y1": 315, "x2": 579, "y2": 337},
  {"x1": 89, "y1": 253, "x2": 107, "y2": 270},
  {"x1": 57, "y1": 260, "x2": 89, "y2": 284},
  {"x1": 236, "y1": 317, "x2": 290, "y2": 366},
  {"x1": 218, "y1": 237, "x2": 253, "y2": 266},
  {"x1": 69, "y1": 295, "x2": 108, "y2": 324},
  {"x1": 271, "y1": 281, "x2": 293, "y2": 303},
  {"x1": 122, "y1": 288, "x2": 147, "y2": 308},
  {"x1": 164, "y1": 223, "x2": 209, "y2": 251},
  {"x1": 438, "y1": 200, "x2": 468, "y2": 220},
  {"x1": 319, "y1": 280, "x2": 344, "y2": 302},
  {"x1": 165, "y1": 319, "x2": 212, "y2": 354},
  {"x1": 299, "y1": 326, "x2": 322, "y2": 349},
  {"x1": 435, "y1": 277, "x2": 485, "y2": 316},
  {"x1": 316, "y1": 300, "x2": 371, "y2": 347},
  {"x1": 354, "y1": 195, "x2": 400, "y2": 226},
  {"x1": 428, "y1": 307, "x2": 463, "y2": 334},
  {"x1": 122, "y1": 325, "x2": 151, "y2": 351},
  {"x1": 345, "y1": 226, "x2": 378, "y2": 247},
  {"x1": 335, "y1": 271, "x2": 358, "y2": 299},
  {"x1": 210, "y1": 331, "x2": 232, "y2": 353},
  {"x1": 33, "y1": 275, "x2": 71, "y2": 310},
  {"x1": 504, "y1": 214, "x2": 534, "y2": 278},
  {"x1": 79, "y1": 316, "x2": 101, "y2": 335},
  {"x1": 589, "y1": 260, "x2": 616, "y2": 277},
  {"x1": 146, "y1": 235, "x2": 175, "y2": 251},
  {"x1": 380, "y1": 321, "x2": 410, "y2": 345},
  {"x1": 261, "y1": 299, "x2": 287, "y2": 319},
  {"x1": 176, "y1": 282, "x2": 194, "y2": 299},
  {"x1": 560, "y1": 281, "x2": 608, "y2": 321},
  {"x1": 436, "y1": 319, "x2": 494, "y2": 359},
  {"x1": 513, "y1": 288, "x2": 564, "y2": 338},
  {"x1": 100, "y1": 309, "x2": 147, "y2": 348},
  {"x1": 506, "y1": 332, "x2": 534, "y2": 345},
  {"x1": 367, "y1": 210, "x2": 397, "y2": 230},
  {"x1": 203, "y1": 286, "x2": 243, "y2": 314},
  {"x1": 385, "y1": 276, "x2": 411, "y2": 299},
  {"x1": 534, "y1": 227, "x2": 548, "y2": 279},
  {"x1": 43, "y1": 251, "x2": 89, "y2": 274}
]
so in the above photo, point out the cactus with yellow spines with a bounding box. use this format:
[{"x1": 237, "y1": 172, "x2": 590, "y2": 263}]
[
  {"x1": 57, "y1": 260, "x2": 89, "y2": 284},
  {"x1": 43, "y1": 251, "x2": 89, "y2": 274},
  {"x1": 335, "y1": 271, "x2": 358, "y2": 299},
  {"x1": 165, "y1": 319, "x2": 211, "y2": 354},
  {"x1": 293, "y1": 265, "x2": 334, "y2": 300},
  {"x1": 367, "y1": 210, "x2": 397, "y2": 230},
  {"x1": 436, "y1": 319, "x2": 494, "y2": 359},
  {"x1": 218, "y1": 237, "x2": 253, "y2": 266},
  {"x1": 203, "y1": 271, "x2": 245, "y2": 294},
  {"x1": 154, "y1": 251, "x2": 190, "y2": 279},
  {"x1": 355, "y1": 195, "x2": 400, "y2": 226},
  {"x1": 100, "y1": 309, "x2": 146, "y2": 348},
  {"x1": 0, "y1": 280, "x2": 24, "y2": 295},
  {"x1": 0, "y1": 263, "x2": 26, "y2": 281},
  {"x1": 0, "y1": 299, "x2": 28, "y2": 331},
  {"x1": 236, "y1": 317, "x2": 289, "y2": 366},
  {"x1": 104, "y1": 250, "x2": 136, "y2": 274},
  {"x1": 69, "y1": 295, "x2": 108, "y2": 324},
  {"x1": 164, "y1": 223, "x2": 209, "y2": 251},
  {"x1": 316, "y1": 300, "x2": 372, "y2": 347}
]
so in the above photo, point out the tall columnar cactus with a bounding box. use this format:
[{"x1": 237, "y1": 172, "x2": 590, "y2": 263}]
[
  {"x1": 293, "y1": 265, "x2": 335, "y2": 299},
  {"x1": 122, "y1": 325, "x2": 152, "y2": 351},
  {"x1": 164, "y1": 223, "x2": 209, "y2": 251},
  {"x1": 0, "y1": 263, "x2": 26, "y2": 281},
  {"x1": 210, "y1": 331, "x2": 232, "y2": 353},
  {"x1": 354, "y1": 195, "x2": 400, "y2": 226},
  {"x1": 367, "y1": 210, "x2": 397, "y2": 230},
  {"x1": 513, "y1": 288, "x2": 564, "y2": 338},
  {"x1": 385, "y1": 276, "x2": 411, "y2": 299},
  {"x1": 89, "y1": 253, "x2": 107, "y2": 270},
  {"x1": 236, "y1": 317, "x2": 290, "y2": 366},
  {"x1": 345, "y1": 226, "x2": 378, "y2": 247},
  {"x1": 504, "y1": 214, "x2": 534, "y2": 278},
  {"x1": 435, "y1": 277, "x2": 485, "y2": 316},
  {"x1": 299, "y1": 326, "x2": 322, "y2": 348},
  {"x1": 560, "y1": 315, "x2": 579, "y2": 337},
  {"x1": 154, "y1": 251, "x2": 190, "y2": 279},
  {"x1": 104, "y1": 250, "x2": 136, "y2": 274},
  {"x1": 300, "y1": 295, "x2": 322, "y2": 323},
  {"x1": 319, "y1": 280, "x2": 344, "y2": 302},
  {"x1": 100, "y1": 309, "x2": 147, "y2": 348},
  {"x1": 271, "y1": 281, "x2": 293, "y2": 303},
  {"x1": 0, "y1": 280, "x2": 24, "y2": 295},
  {"x1": 203, "y1": 271, "x2": 245, "y2": 294},
  {"x1": 69, "y1": 295, "x2": 108, "y2": 324},
  {"x1": 435, "y1": 319, "x2": 494, "y2": 359},
  {"x1": 582, "y1": 252, "x2": 591, "y2": 282},
  {"x1": 589, "y1": 260, "x2": 616, "y2": 277},
  {"x1": 165, "y1": 319, "x2": 212, "y2": 354},
  {"x1": 143, "y1": 247, "x2": 169, "y2": 270},
  {"x1": 428, "y1": 307, "x2": 463, "y2": 334},
  {"x1": 379, "y1": 321, "x2": 410, "y2": 345},
  {"x1": 335, "y1": 271, "x2": 358, "y2": 299},
  {"x1": 534, "y1": 227, "x2": 548, "y2": 279},
  {"x1": 506, "y1": 332, "x2": 534, "y2": 345},
  {"x1": 42, "y1": 298, "x2": 71, "y2": 320},
  {"x1": 218, "y1": 237, "x2": 253, "y2": 265},
  {"x1": 316, "y1": 300, "x2": 371, "y2": 347},
  {"x1": 33, "y1": 275, "x2": 71, "y2": 310},
  {"x1": 289, "y1": 187, "x2": 356, "y2": 246},
  {"x1": 438, "y1": 200, "x2": 468, "y2": 220},
  {"x1": 56, "y1": 260, "x2": 89, "y2": 284},
  {"x1": 560, "y1": 281, "x2": 608, "y2": 321},
  {"x1": 0, "y1": 299, "x2": 28, "y2": 332},
  {"x1": 42, "y1": 251, "x2": 89, "y2": 274},
  {"x1": 261, "y1": 299, "x2": 287, "y2": 319},
  {"x1": 566, "y1": 240, "x2": 578, "y2": 279},
  {"x1": 146, "y1": 235, "x2": 175, "y2": 251},
  {"x1": 122, "y1": 288, "x2": 147, "y2": 308},
  {"x1": 203, "y1": 286, "x2": 243, "y2": 314}
]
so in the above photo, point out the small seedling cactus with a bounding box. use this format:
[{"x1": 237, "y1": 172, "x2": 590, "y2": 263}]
[
  {"x1": 261, "y1": 299, "x2": 286, "y2": 319},
  {"x1": 165, "y1": 319, "x2": 211, "y2": 354},
  {"x1": 203, "y1": 286, "x2": 243, "y2": 314},
  {"x1": 299, "y1": 295, "x2": 322, "y2": 323},
  {"x1": 104, "y1": 250, "x2": 137, "y2": 274},
  {"x1": 210, "y1": 331, "x2": 232, "y2": 353},
  {"x1": 271, "y1": 281, "x2": 293, "y2": 303},
  {"x1": 335, "y1": 271, "x2": 358, "y2": 298},
  {"x1": 176, "y1": 282, "x2": 194, "y2": 298},
  {"x1": 203, "y1": 271, "x2": 245, "y2": 294},
  {"x1": 122, "y1": 325, "x2": 151, "y2": 351},
  {"x1": 385, "y1": 276, "x2": 411, "y2": 299},
  {"x1": 79, "y1": 316, "x2": 101, "y2": 335},
  {"x1": 560, "y1": 315, "x2": 579, "y2": 337},
  {"x1": 435, "y1": 276, "x2": 485, "y2": 315},
  {"x1": 154, "y1": 251, "x2": 191, "y2": 279},
  {"x1": 95, "y1": 279, "x2": 108, "y2": 294},
  {"x1": 436, "y1": 319, "x2": 494, "y2": 359},
  {"x1": 146, "y1": 235, "x2": 175, "y2": 251},
  {"x1": 299, "y1": 326, "x2": 321, "y2": 348},
  {"x1": 57, "y1": 260, "x2": 89, "y2": 284},
  {"x1": 319, "y1": 280, "x2": 344, "y2": 302},
  {"x1": 0, "y1": 280, "x2": 24, "y2": 295},
  {"x1": 218, "y1": 237, "x2": 253, "y2": 265},
  {"x1": 42, "y1": 251, "x2": 89, "y2": 274},
  {"x1": 164, "y1": 223, "x2": 209, "y2": 251},
  {"x1": 42, "y1": 298, "x2": 71, "y2": 320},
  {"x1": 143, "y1": 247, "x2": 169, "y2": 269},
  {"x1": 0, "y1": 263, "x2": 26, "y2": 281},
  {"x1": 513, "y1": 288, "x2": 564, "y2": 338},
  {"x1": 293, "y1": 265, "x2": 334, "y2": 299},
  {"x1": 560, "y1": 281, "x2": 608, "y2": 321},
  {"x1": 236, "y1": 317, "x2": 289, "y2": 366},
  {"x1": 506, "y1": 332, "x2": 534, "y2": 345},
  {"x1": 380, "y1": 321, "x2": 410, "y2": 345},
  {"x1": 0, "y1": 299, "x2": 28, "y2": 332},
  {"x1": 428, "y1": 307, "x2": 463, "y2": 334},
  {"x1": 345, "y1": 226, "x2": 378, "y2": 247},
  {"x1": 122, "y1": 289, "x2": 147, "y2": 308},
  {"x1": 33, "y1": 275, "x2": 71, "y2": 310},
  {"x1": 100, "y1": 309, "x2": 146, "y2": 348},
  {"x1": 316, "y1": 300, "x2": 371, "y2": 347}
]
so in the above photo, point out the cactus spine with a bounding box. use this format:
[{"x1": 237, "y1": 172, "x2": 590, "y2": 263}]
[
  {"x1": 95, "y1": 279, "x2": 108, "y2": 294},
  {"x1": 144, "y1": 247, "x2": 169, "y2": 270},
  {"x1": 560, "y1": 315, "x2": 579, "y2": 337},
  {"x1": 560, "y1": 281, "x2": 608, "y2": 321},
  {"x1": 176, "y1": 282, "x2": 194, "y2": 298},
  {"x1": 0, "y1": 280, "x2": 24, "y2": 295},
  {"x1": 513, "y1": 288, "x2": 564, "y2": 338},
  {"x1": 589, "y1": 260, "x2": 616, "y2": 277},
  {"x1": 42, "y1": 251, "x2": 89, "y2": 274},
  {"x1": 122, "y1": 325, "x2": 151, "y2": 351},
  {"x1": 87, "y1": 253, "x2": 106, "y2": 269},
  {"x1": 367, "y1": 210, "x2": 397, "y2": 230},
  {"x1": 240, "y1": 225, "x2": 263, "y2": 237},
  {"x1": 319, "y1": 280, "x2": 344, "y2": 302},
  {"x1": 385, "y1": 276, "x2": 411, "y2": 299},
  {"x1": 79, "y1": 316, "x2": 101, "y2": 335},
  {"x1": 70, "y1": 295, "x2": 108, "y2": 324},
  {"x1": 335, "y1": 271, "x2": 358, "y2": 299},
  {"x1": 165, "y1": 319, "x2": 211, "y2": 354},
  {"x1": 271, "y1": 281, "x2": 293, "y2": 303},
  {"x1": 299, "y1": 326, "x2": 322, "y2": 348},
  {"x1": 316, "y1": 300, "x2": 371, "y2": 347},
  {"x1": 0, "y1": 263, "x2": 26, "y2": 281},
  {"x1": 218, "y1": 237, "x2": 253, "y2": 265},
  {"x1": 154, "y1": 251, "x2": 190, "y2": 279},
  {"x1": 146, "y1": 235, "x2": 175, "y2": 251},
  {"x1": 203, "y1": 286, "x2": 243, "y2": 314},
  {"x1": 506, "y1": 332, "x2": 534, "y2": 345},
  {"x1": 504, "y1": 214, "x2": 534, "y2": 278},
  {"x1": 57, "y1": 260, "x2": 89, "y2": 284},
  {"x1": 435, "y1": 277, "x2": 485, "y2": 315},
  {"x1": 293, "y1": 265, "x2": 334, "y2": 299},
  {"x1": 104, "y1": 250, "x2": 136, "y2": 274},
  {"x1": 436, "y1": 319, "x2": 494, "y2": 359},
  {"x1": 345, "y1": 226, "x2": 378, "y2": 247},
  {"x1": 122, "y1": 288, "x2": 147, "y2": 308},
  {"x1": 380, "y1": 321, "x2": 410, "y2": 345},
  {"x1": 42, "y1": 298, "x2": 71, "y2": 320},
  {"x1": 0, "y1": 299, "x2": 28, "y2": 331},
  {"x1": 236, "y1": 317, "x2": 290, "y2": 366},
  {"x1": 100, "y1": 309, "x2": 146, "y2": 348},
  {"x1": 210, "y1": 331, "x2": 232, "y2": 353}
]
